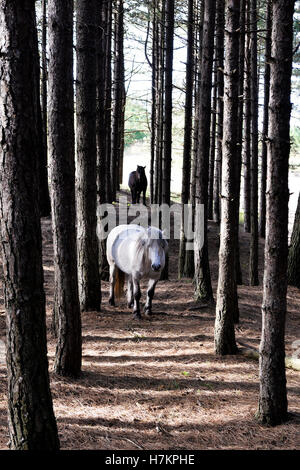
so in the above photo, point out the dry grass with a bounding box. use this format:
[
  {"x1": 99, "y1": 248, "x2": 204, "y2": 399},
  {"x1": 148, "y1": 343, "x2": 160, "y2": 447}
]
[{"x1": 0, "y1": 204, "x2": 299, "y2": 450}]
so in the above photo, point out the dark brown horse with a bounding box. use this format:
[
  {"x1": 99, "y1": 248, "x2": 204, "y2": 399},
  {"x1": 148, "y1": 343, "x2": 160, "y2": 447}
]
[{"x1": 128, "y1": 165, "x2": 148, "y2": 205}]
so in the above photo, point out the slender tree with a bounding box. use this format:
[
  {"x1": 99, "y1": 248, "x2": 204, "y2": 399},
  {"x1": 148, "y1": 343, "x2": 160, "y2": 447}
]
[
  {"x1": 184, "y1": 0, "x2": 204, "y2": 278},
  {"x1": 34, "y1": 4, "x2": 51, "y2": 217},
  {"x1": 48, "y1": 0, "x2": 82, "y2": 377},
  {"x1": 111, "y1": 0, "x2": 126, "y2": 198},
  {"x1": 0, "y1": 0, "x2": 59, "y2": 449},
  {"x1": 232, "y1": 0, "x2": 246, "y2": 288},
  {"x1": 160, "y1": 0, "x2": 175, "y2": 280},
  {"x1": 243, "y1": 0, "x2": 251, "y2": 233},
  {"x1": 259, "y1": 0, "x2": 272, "y2": 239},
  {"x1": 208, "y1": 63, "x2": 217, "y2": 221},
  {"x1": 41, "y1": 0, "x2": 48, "y2": 173},
  {"x1": 257, "y1": 0, "x2": 295, "y2": 426},
  {"x1": 249, "y1": 0, "x2": 259, "y2": 286},
  {"x1": 194, "y1": 0, "x2": 216, "y2": 303},
  {"x1": 213, "y1": 0, "x2": 225, "y2": 225},
  {"x1": 178, "y1": 0, "x2": 194, "y2": 278},
  {"x1": 214, "y1": 0, "x2": 240, "y2": 355},
  {"x1": 76, "y1": 0, "x2": 101, "y2": 312}
]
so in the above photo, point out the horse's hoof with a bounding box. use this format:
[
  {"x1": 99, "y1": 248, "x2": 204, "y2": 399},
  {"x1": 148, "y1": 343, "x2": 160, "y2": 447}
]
[
  {"x1": 144, "y1": 307, "x2": 152, "y2": 316},
  {"x1": 128, "y1": 301, "x2": 134, "y2": 308},
  {"x1": 109, "y1": 298, "x2": 115, "y2": 306},
  {"x1": 133, "y1": 311, "x2": 142, "y2": 320}
]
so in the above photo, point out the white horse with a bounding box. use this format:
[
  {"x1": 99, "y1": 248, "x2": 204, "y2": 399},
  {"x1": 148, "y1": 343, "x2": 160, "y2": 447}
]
[{"x1": 106, "y1": 224, "x2": 168, "y2": 319}]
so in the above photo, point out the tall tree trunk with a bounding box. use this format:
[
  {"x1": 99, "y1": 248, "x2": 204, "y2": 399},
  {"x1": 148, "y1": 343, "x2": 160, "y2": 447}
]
[
  {"x1": 287, "y1": 193, "x2": 300, "y2": 288},
  {"x1": 208, "y1": 62, "x2": 217, "y2": 221},
  {"x1": 213, "y1": 0, "x2": 225, "y2": 225},
  {"x1": 111, "y1": 0, "x2": 125, "y2": 198},
  {"x1": 194, "y1": 0, "x2": 216, "y2": 303},
  {"x1": 249, "y1": 0, "x2": 259, "y2": 286},
  {"x1": 96, "y1": 0, "x2": 110, "y2": 282},
  {"x1": 76, "y1": 0, "x2": 101, "y2": 312},
  {"x1": 184, "y1": 0, "x2": 204, "y2": 278},
  {"x1": 259, "y1": 0, "x2": 272, "y2": 239},
  {"x1": 256, "y1": 0, "x2": 295, "y2": 426},
  {"x1": 178, "y1": 0, "x2": 194, "y2": 278},
  {"x1": 0, "y1": 0, "x2": 59, "y2": 450},
  {"x1": 214, "y1": 0, "x2": 240, "y2": 355},
  {"x1": 104, "y1": 0, "x2": 113, "y2": 203},
  {"x1": 243, "y1": 0, "x2": 251, "y2": 233},
  {"x1": 34, "y1": 4, "x2": 51, "y2": 217},
  {"x1": 160, "y1": 0, "x2": 175, "y2": 281},
  {"x1": 41, "y1": 0, "x2": 48, "y2": 182},
  {"x1": 234, "y1": 0, "x2": 246, "y2": 287},
  {"x1": 48, "y1": 0, "x2": 82, "y2": 377}
]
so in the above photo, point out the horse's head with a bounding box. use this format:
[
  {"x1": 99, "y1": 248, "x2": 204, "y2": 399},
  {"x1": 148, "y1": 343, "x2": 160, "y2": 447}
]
[
  {"x1": 136, "y1": 165, "x2": 146, "y2": 181},
  {"x1": 146, "y1": 227, "x2": 168, "y2": 273}
]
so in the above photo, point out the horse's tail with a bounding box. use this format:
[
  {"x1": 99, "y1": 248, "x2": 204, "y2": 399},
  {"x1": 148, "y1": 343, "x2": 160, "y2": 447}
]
[{"x1": 114, "y1": 267, "x2": 125, "y2": 300}]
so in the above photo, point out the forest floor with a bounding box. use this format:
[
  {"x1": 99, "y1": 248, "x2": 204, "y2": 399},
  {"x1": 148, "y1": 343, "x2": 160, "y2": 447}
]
[{"x1": 0, "y1": 194, "x2": 299, "y2": 450}]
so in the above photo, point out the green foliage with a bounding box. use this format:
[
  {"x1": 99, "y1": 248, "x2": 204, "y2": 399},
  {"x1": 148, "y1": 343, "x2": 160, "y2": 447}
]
[
  {"x1": 291, "y1": 126, "x2": 300, "y2": 161},
  {"x1": 124, "y1": 98, "x2": 150, "y2": 147}
]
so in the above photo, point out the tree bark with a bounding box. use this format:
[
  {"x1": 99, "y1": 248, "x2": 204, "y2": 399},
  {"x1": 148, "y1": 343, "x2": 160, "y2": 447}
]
[
  {"x1": 0, "y1": 0, "x2": 59, "y2": 449},
  {"x1": 243, "y1": 0, "x2": 251, "y2": 233},
  {"x1": 259, "y1": 0, "x2": 272, "y2": 239},
  {"x1": 178, "y1": 0, "x2": 194, "y2": 278},
  {"x1": 257, "y1": 0, "x2": 295, "y2": 426},
  {"x1": 194, "y1": 0, "x2": 216, "y2": 303},
  {"x1": 48, "y1": 0, "x2": 82, "y2": 377},
  {"x1": 214, "y1": 0, "x2": 240, "y2": 355},
  {"x1": 34, "y1": 3, "x2": 51, "y2": 217},
  {"x1": 111, "y1": 0, "x2": 126, "y2": 198},
  {"x1": 249, "y1": 0, "x2": 259, "y2": 286},
  {"x1": 213, "y1": 0, "x2": 225, "y2": 225},
  {"x1": 76, "y1": 0, "x2": 101, "y2": 312}
]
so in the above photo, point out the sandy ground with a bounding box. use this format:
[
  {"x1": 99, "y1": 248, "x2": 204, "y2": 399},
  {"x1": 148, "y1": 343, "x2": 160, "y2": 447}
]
[{"x1": 0, "y1": 196, "x2": 299, "y2": 450}]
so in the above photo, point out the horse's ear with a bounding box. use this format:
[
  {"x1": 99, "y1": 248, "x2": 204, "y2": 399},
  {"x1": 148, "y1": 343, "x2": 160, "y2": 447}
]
[{"x1": 144, "y1": 166, "x2": 146, "y2": 169}]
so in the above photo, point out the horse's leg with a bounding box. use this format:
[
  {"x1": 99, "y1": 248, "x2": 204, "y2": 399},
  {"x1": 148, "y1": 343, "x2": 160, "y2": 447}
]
[
  {"x1": 131, "y1": 188, "x2": 136, "y2": 204},
  {"x1": 108, "y1": 263, "x2": 116, "y2": 306},
  {"x1": 132, "y1": 276, "x2": 141, "y2": 319},
  {"x1": 136, "y1": 191, "x2": 140, "y2": 204},
  {"x1": 143, "y1": 189, "x2": 146, "y2": 206},
  {"x1": 144, "y1": 278, "x2": 157, "y2": 316},
  {"x1": 127, "y1": 275, "x2": 134, "y2": 308}
]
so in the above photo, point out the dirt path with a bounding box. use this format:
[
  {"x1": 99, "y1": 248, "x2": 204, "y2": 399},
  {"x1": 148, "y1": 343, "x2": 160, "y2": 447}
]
[{"x1": 0, "y1": 206, "x2": 299, "y2": 450}]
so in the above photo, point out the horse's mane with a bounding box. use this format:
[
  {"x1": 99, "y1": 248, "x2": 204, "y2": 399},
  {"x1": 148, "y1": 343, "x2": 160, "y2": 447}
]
[{"x1": 135, "y1": 227, "x2": 164, "y2": 257}]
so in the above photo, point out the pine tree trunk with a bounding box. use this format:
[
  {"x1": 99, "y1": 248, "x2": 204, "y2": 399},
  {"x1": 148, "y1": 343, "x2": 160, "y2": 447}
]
[
  {"x1": 76, "y1": 0, "x2": 101, "y2": 312},
  {"x1": 112, "y1": 0, "x2": 125, "y2": 197},
  {"x1": 208, "y1": 63, "x2": 217, "y2": 221},
  {"x1": 287, "y1": 192, "x2": 300, "y2": 287},
  {"x1": 257, "y1": 0, "x2": 295, "y2": 426},
  {"x1": 214, "y1": 0, "x2": 239, "y2": 355},
  {"x1": 259, "y1": 0, "x2": 272, "y2": 239},
  {"x1": 243, "y1": 0, "x2": 251, "y2": 233},
  {"x1": 104, "y1": 0, "x2": 113, "y2": 203},
  {"x1": 0, "y1": 0, "x2": 59, "y2": 449},
  {"x1": 194, "y1": 0, "x2": 216, "y2": 303},
  {"x1": 184, "y1": 0, "x2": 204, "y2": 279},
  {"x1": 213, "y1": 0, "x2": 225, "y2": 225},
  {"x1": 234, "y1": 0, "x2": 246, "y2": 287},
  {"x1": 34, "y1": 5, "x2": 51, "y2": 217},
  {"x1": 178, "y1": 0, "x2": 194, "y2": 278},
  {"x1": 48, "y1": 0, "x2": 82, "y2": 377},
  {"x1": 249, "y1": 0, "x2": 259, "y2": 286},
  {"x1": 96, "y1": 0, "x2": 110, "y2": 282},
  {"x1": 41, "y1": 0, "x2": 48, "y2": 189},
  {"x1": 160, "y1": 0, "x2": 174, "y2": 281}
]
